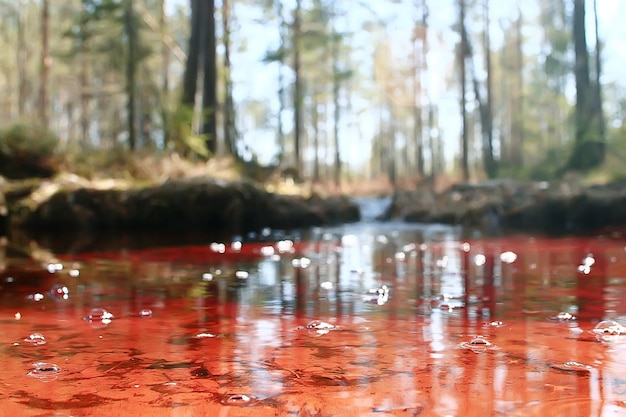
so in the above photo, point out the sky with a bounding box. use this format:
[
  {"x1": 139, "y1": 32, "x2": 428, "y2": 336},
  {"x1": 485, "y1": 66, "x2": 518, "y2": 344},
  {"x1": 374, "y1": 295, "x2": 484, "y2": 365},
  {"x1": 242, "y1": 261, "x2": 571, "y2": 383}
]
[{"x1": 169, "y1": 0, "x2": 626, "y2": 169}]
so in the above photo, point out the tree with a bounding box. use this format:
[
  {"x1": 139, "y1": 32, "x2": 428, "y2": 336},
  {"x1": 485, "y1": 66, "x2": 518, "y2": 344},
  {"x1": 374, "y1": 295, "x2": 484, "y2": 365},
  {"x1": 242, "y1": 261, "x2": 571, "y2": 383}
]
[
  {"x1": 221, "y1": 0, "x2": 238, "y2": 157},
  {"x1": 592, "y1": 0, "x2": 605, "y2": 141},
  {"x1": 159, "y1": 0, "x2": 170, "y2": 148},
  {"x1": 412, "y1": 1, "x2": 428, "y2": 179},
  {"x1": 569, "y1": 0, "x2": 604, "y2": 170},
  {"x1": 292, "y1": 0, "x2": 303, "y2": 177},
  {"x1": 124, "y1": 0, "x2": 138, "y2": 150},
  {"x1": 330, "y1": 1, "x2": 342, "y2": 188},
  {"x1": 39, "y1": 0, "x2": 50, "y2": 128},
  {"x1": 481, "y1": 0, "x2": 495, "y2": 177},
  {"x1": 182, "y1": 0, "x2": 217, "y2": 155},
  {"x1": 458, "y1": 0, "x2": 469, "y2": 181}
]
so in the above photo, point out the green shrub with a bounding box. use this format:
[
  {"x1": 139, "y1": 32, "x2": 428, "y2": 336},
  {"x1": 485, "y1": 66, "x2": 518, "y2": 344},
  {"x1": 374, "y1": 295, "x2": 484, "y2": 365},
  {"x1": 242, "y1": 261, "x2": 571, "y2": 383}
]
[{"x1": 0, "y1": 123, "x2": 60, "y2": 179}]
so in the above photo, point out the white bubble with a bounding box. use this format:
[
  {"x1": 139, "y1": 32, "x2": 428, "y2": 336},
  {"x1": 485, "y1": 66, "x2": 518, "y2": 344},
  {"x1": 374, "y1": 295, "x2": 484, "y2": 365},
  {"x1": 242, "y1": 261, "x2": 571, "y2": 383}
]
[
  {"x1": 210, "y1": 242, "x2": 226, "y2": 253},
  {"x1": 23, "y1": 333, "x2": 47, "y2": 346},
  {"x1": 27, "y1": 362, "x2": 62, "y2": 382},
  {"x1": 277, "y1": 240, "x2": 294, "y2": 253},
  {"x1": 301, "y1": 320, "x2": 338, "y2": 336},
  {"x1": 85, "y1": 308, "x2": 114, "y2": 327},
  {"x1": 46, "y1": 263, "x2": 63, "y2": 273},
  {"x1": 582, "y1": 255, "x2": 595, "y2": 267},
  {"x1": 50, "y1": 284, "x2": 70, "y2": 301},
  {"x1": 474, "y1": 254, "x2": 486, "y2": 266},
  {"x1": 28, "y1": 293, "x2": 45, "y2": 302},
  {"x1": 320, "y1": 281, "x2": 333, "y2": 290},
  {"x1": 235, "y1": 270, "x2": 249, "y2": 279},
  {"x1": 499, "y1": 251, "x2": 518, "y2": 264},
  {"x1": 194, "y1": 332, "x2": 217, "y2": 339},
  {"x1": 292, "y1": 257, "x2": 311, "y2": 268},
  {"x1": 260, "y1": 246, "x2": 275, "y2": 256},
  {"x1": 375, "y1": 235, "x2": 388, "y2": 244}
]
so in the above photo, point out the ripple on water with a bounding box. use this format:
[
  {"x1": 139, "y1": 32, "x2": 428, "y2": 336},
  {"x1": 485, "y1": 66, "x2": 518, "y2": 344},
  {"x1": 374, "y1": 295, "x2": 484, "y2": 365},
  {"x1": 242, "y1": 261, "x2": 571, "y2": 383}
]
[
  {"x1": 21, "y1": 333, "x2": 47, "y2": 346},
  {"x1": 591, "y1": 319, "x2": 626, "y2": 342},
  {"x1": 49, "y1": 284, "x2": 70, "y2": 301},
  {"x1": 299, "y1": 320, "x2": 338, "y2": 336},
  {"x1": 84, "y1": 308, "x2": 114, "y2": 328},
  {"x1": 219, "y1": 393, "x2": 258, "y2": 406},
  {"x1": 27, "y1": 362, "x2": 63, "y2": 382},
  {"x1": 549, "y1": 312, "x2": 577, "y2": 322},
  {"x1": 517, "y1": 398, "x2": 624, "y2": 417},
  {"x1": 431, "y1": 294, "x2": 465, "y2": 312},
  {"x1": 460, "y1": 336, "x2": 499, "y2": 353},
  {"x1": 550, "y1": 361, "x2": 593, "y2": 374},
  {"x1": 483, "y1": 320, "x2": 506, "y2": 329}
]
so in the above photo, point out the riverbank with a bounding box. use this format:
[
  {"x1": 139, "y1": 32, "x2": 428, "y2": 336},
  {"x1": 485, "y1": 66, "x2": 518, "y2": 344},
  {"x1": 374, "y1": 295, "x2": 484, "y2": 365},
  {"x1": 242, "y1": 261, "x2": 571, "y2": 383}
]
[
  {"x1": 380, "y1": 180, "x2": 626, "y2": 235},
  {"x1": 3, "y1": 175, "x2": 626, "y2": 243},
  {"x1": 0, "y1": 174, "x2": 360, "y2": 240}
]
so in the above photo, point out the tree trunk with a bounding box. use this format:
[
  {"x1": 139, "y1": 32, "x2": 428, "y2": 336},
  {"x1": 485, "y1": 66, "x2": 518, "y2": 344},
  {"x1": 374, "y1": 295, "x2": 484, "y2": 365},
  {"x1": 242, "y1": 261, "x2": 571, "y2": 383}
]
[
  {"x1": 79, "y1": 35, "x2": 90, "y2": 146},
  {"x1": 16, "y1": 8, "x2": 26, "y2": 118},
  {"x1": 459, "y1": 0, "x2": 469, "y2": 182},
  {"x1": 510, "y1": 8, "x2": 523, "y2": 167},
  {"x1": 276, "y1": 0, "x2": 286, "y2": 165},
  {"x1": 331, "y1": 3, "x2": 341, "y2": 188},
  {"x1": 413, "y1": 1, "x2": 428, "y2": 178},
  {"x1": 569, "y1": 0, "x2": 604, "y2": 170},
  {"x1": 574, "y1": 0, "x2": 591, "y2": 141},
  {"x1": 482, "y1": 0, "x2": 496, "y2": 177},
  {"x1": 428, "y1": 105, "x2": 438, "y2": 178},
  {"x1": 181, "y1": 0, "x2": 217, "y2": 156},
  {"x1": 124, "y1": 0, "x2": 137, "y2": 151},
  {"x1": 39, "y1": 0, "x2": 50, "y2": 128},
  {"x1": 292, "y1": 0, "x2": 303, "y2": 178},
  {"x1": 593, "y1": 0, "x2": 605, "y2": 141},
  {"x1": 182, "y1": 0, "x2": 200, "y2": 106},
  {"x1": 160, "y1": 0, "x2": 170, "y2": 149},
  {"x1": 222, "y1": 0, "x2": 237, "y2": 157},
  {"x1": 201, "y1": 0, "x2": 217, "y2": 154},
  {"x1": 312, "y1": 97, "x2": 320, "y2": 182}
]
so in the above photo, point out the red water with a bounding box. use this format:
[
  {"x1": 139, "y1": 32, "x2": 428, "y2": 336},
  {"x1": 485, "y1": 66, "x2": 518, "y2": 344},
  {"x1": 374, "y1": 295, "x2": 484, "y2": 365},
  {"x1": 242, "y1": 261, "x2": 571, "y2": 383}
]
[{"x1": 2, "y1": 225, "x2": 626, "y2": 417}]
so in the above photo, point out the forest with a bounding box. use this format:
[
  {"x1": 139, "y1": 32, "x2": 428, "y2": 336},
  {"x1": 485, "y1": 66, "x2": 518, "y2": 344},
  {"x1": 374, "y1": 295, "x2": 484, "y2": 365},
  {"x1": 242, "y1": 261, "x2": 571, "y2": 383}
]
[{"x1": 0, "y1": 0, "x2": 621, "y2": 192}]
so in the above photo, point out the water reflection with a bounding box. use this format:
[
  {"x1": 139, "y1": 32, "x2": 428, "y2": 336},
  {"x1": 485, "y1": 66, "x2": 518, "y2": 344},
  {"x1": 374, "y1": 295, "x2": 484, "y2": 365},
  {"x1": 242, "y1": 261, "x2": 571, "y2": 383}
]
[{"x1": 1, "y1": 224, "x2": 626, "y2": 416}]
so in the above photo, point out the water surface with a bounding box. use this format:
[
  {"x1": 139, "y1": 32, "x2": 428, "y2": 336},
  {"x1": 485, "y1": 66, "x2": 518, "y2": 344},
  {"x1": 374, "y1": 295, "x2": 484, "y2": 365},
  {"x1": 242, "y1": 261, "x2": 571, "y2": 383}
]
[{"x1": 2, "y1": 221, "x2": 626, "y2": 416}]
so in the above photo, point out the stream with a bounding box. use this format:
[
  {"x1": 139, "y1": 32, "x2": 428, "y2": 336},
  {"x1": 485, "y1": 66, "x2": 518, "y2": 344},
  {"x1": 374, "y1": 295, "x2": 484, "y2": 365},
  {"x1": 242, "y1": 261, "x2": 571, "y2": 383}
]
[{"x1": 1, "y1": 198, "x2": 626, "y2": 416}]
